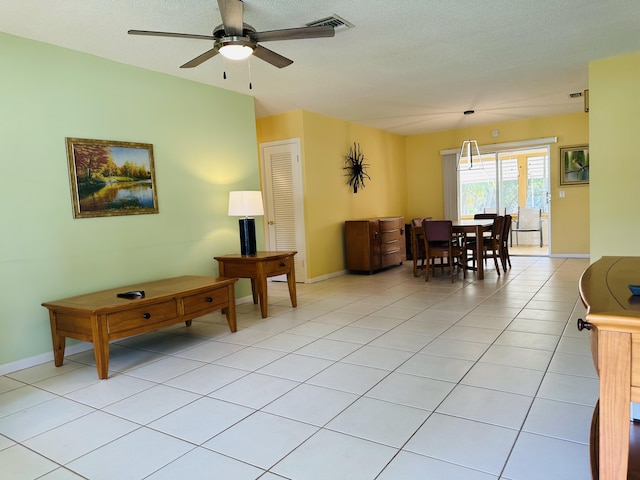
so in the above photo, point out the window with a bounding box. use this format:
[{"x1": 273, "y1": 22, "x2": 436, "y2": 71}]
[
  {"x1": 459, "y1": 154, "x2": 495, "y2": 217},
  {"x1": 458, "y1": 147, "x2": 549, "y2": 218},
  {"x1": 499, "y1": 156, "x2": 518, "y2": 214},
  {"x1": 526, "y1": 155, "x2": 548, "y2": 212}
]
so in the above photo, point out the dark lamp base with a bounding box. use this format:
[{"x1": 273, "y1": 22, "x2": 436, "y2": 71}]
[{"x1": 238, "y1": 218, "x2": 257, "y2": 256}]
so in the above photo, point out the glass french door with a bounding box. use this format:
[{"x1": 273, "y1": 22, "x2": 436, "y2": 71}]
[{"x1": 458, "y1": 146, "x2": 550, "y2": 247}]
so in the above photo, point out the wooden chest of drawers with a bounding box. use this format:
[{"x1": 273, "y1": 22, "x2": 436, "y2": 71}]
[{"x1": 344, "y1": 217, "x2": 405, "y2": 273}]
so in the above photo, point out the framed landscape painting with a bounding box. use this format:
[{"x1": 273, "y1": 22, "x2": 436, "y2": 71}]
[
  {"x1": 66, "y1": 138, "x2": 159, "y2": 218},
  {"x1": 560, "y1": 145, "x2": 589, "y2": 185}
]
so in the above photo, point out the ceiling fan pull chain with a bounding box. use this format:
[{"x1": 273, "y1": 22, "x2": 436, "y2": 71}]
[{"x1": 248, "y1": 59, "x2": 252, "y2": 90}]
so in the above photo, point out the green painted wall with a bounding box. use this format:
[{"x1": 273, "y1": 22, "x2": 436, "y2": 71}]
[
  {"x1": 589, "y1": 51, "x2": 640, "y2": 262},
  {"x1": 0, "y1": 33, "x2": 261, "y2": 369}
]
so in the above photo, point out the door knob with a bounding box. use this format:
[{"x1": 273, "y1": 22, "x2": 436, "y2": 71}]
[{"x1": 268, "y1": 220, "x2": 275, "y2": 225}]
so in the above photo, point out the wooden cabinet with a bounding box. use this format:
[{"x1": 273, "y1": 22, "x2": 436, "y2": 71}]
[
  {"x1": 345, "y1": 217, "x2": 405, "y2": 273},
  {"x1": 579, "y1": 256, "x2": 640, "y2": 479}
]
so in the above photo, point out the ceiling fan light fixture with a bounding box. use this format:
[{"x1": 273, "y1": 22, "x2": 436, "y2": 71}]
[
  {"x1": 129, "y1": 0, "x2": 336, "y2": 69},
  {"x1": 218, "y1": 37, "x2": 254, "y2": 60}
]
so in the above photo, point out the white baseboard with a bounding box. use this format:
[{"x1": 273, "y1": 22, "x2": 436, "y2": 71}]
[
  {"x1": 305, "y1": 270, "x2": 347, "y2": 283},
  {"x1": 234, "y1": 294, "x2": 255, "y2": 304},
  {"x1": 549, "y1": 253, "x2": 590, "y2": 259},
  {"x1": 0, "y1": 342, "x2": 93, "y2": 376}
]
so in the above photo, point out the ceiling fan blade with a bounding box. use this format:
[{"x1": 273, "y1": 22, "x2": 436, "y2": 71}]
[
  {"x1": 180, "y1": 48, "x2": 219, "y2": 68},
  {"x1": 251, "y1": 25, "x2": 335, "y2": 42},
  {"x1": 128, "y1": 29, "x2": 214, "y2": 41},
  {"x1": 252, "y1": 45, "x2": 293, "y2": 68},
  {"x1": 217, "y1": 0, "x2": 244, "y2": 36}
]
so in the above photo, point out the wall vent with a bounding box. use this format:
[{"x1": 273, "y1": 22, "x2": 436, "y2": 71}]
[{"x1": 306, "y1": 14, "x2": 354, "y2": 31}]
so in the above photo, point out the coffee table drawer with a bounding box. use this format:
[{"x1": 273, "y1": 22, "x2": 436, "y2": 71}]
[
  {"x1": 107, "y1": 300, "x2": 177, "y2": 334},
  {"x1": 183, "y1": 287, "x2": 229, "y2": 315},
  {"x1": 266, "y1": 258, "x2": 291, "y2": 276}
]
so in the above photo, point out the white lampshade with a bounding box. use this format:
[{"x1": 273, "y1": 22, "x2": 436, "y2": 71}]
[
  {"x1": 228, "y1": 191, "x2": 264, "y2": 217},
  {"x1": 219, "y1": 44, "x2": 254, "y2": 60}
]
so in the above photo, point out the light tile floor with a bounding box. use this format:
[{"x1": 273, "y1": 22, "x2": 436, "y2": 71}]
[{"x1": 0, "y1": 257, "x2": 597, "y2": 479}]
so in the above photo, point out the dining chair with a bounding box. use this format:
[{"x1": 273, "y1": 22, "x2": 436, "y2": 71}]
[
  {"x1": 470, "y1": 213, "x2": 496, "y2": 243},
  {"x1": 411, "y1": 224, "x2": 425, "y2": 277},
  {"x1": 421, "y1": 219, "x2": 465, "y2": 282},
  {"x1": 465, "y1": 215, "x2": 504, "y2": 276},
  {"x1": 483, "y1": 207, "x2": 506, "y2": 215},
  {"x1": 511, "y1": 206, "x2": 543, "y2": 247},
  {"x1": 411, "y1": 217, "x2": 434, "y2": 277},
  {"x1": 501, "y1": 214, "x2": 512, "y2": 270}
]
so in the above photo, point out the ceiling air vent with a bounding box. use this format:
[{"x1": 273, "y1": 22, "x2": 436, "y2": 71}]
[{"x1": 306, "y1": 14, "x2": 354, "y2": 31}]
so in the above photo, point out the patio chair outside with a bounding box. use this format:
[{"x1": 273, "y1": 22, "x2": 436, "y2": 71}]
[{"x1": 511, "y1": 207, "x2": 543, "y2": 247}]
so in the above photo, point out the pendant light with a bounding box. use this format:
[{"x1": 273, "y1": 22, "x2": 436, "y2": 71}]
[{"x1": 457, "y1": 110, "x2": 483, "y2": 171}]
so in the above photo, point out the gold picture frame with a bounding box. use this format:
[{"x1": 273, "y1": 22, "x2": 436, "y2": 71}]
[
  {"x1": 66, "y1": 137, "x2": 159, "y2": 218},
  {"x1": 560, "y1": 145, "x2": 589, "y2": 185}
]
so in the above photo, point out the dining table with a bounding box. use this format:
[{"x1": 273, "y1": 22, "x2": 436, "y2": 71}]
[{"x1": 452, "y1": 219, "x2": 494, "y2": 280}]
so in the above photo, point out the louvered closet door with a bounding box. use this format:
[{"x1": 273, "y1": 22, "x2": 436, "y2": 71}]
[{"x1": 260, "y1": 139, "x2": 307, "y2": 282}]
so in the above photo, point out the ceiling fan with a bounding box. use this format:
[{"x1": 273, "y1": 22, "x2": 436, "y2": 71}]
[{"x1": 128, "y1": 0, "x2": 335, "y2": 69}]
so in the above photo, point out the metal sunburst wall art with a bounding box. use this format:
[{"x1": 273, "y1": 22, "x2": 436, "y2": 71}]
[{"x1": 343, "y1": 142, "x2": 370, "y2": 193}]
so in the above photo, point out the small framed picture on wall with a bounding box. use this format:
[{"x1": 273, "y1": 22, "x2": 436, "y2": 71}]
[{"x1": 560, "y1": 145, "x2": 589, "y2": 185}]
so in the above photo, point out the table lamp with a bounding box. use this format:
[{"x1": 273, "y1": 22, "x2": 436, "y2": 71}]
[{"x1": 228, "y1": 191, "x2": 264, "y2": 256}]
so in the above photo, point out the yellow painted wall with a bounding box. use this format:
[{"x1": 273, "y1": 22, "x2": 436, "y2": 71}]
[
  {"x1": 256, "y1": 111, "x2": 406, "y2": 279},
  {"x1": 406, "y1": 113, "x2": 590, "y2": 255},
  {"x1": 589, "y1": 51, "x2": 640, "y2": 261},
  {"x1": 255, "y1": 110, "x2": 304, "y2": 142},
  {"x1": 257, "y1": 110, "x2": 590, "y2": 276}
]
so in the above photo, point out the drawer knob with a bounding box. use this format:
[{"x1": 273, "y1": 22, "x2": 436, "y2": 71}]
[
  {"x1": 142, "y1": 313, "x2": 151, "y2": 319},
  {"x1": 577, "y1": 318, "x2": 592, "y2": 331},
  {"x1": 205, "y1": 297, "x2": 213, "y2": 302},
  {"x1": 280, "y1": 262, "x2": 286, "y2": 267}
]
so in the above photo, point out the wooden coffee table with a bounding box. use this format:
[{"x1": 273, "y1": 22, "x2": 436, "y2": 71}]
[{"x1": 42, "y1": 275, "x2": 237, "y2": 379}]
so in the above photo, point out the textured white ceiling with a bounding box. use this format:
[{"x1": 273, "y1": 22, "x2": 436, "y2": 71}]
[{"x1": 2, "y1": 0, "x2": 639, "y2": 134}]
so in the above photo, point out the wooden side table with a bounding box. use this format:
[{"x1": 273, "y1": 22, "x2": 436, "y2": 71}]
[{"x1": 215, "y1": 251, "x2": 297, "y2": 318}]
